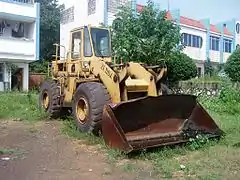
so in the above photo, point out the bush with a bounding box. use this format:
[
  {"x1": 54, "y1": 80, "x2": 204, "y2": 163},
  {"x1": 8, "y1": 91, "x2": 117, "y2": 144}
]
[
  {"x1": 204, "y1": 58, "x2": 214, "y2": 76},
  {"x1": 224, "y1": 48, "x2": 240, "y2": 82},
  {"x1": 29, "y1": 60, "x2": 49, "y2": 73},
  {"x1": 166, "y1": 51, "x2": 197, "y2": 84},
  {"x1": 199, "y1": 84, "x2": 240, "y2": 115}
]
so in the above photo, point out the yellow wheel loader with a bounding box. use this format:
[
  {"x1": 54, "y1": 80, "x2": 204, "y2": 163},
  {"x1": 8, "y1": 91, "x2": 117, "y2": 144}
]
[{"x1": 39, "y1": 25, "x2": 223, "y2": 153}]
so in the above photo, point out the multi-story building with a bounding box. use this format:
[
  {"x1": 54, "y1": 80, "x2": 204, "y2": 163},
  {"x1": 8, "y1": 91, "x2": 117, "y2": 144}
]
[
  {"x1": 59, "y1": 0, "x2": 240, "y2": 76},
  {"x1": 0, "y1": 0, "x2": 40, "y2": 92},
  {"x1": 166, "y1": 9, "x2": 240, "y2": 76}
]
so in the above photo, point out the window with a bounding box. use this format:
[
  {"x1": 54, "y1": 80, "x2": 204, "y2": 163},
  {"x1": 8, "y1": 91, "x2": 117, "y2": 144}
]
[
  {"x1": 12, "y1": 22, "x2": 24, "y2": 38},
  {"x1": 84, "y1": 27, "x2": 93, "y2": 57},
  {"x1": 71, "y1": 31, "x2": 81, "y2": 59},
  {"x1": 181, "y1": 33, "x2": 203, "y2": 48},
  {"x1": 60, "y1": 6, "x2": 74, "y2": 25},
  {"x1": 236, "y1": 23, "x2": 240, "y2": 34},
  {"x1": 107, "y1": 0, "x2": 130, "y2": 13},
  {"x1": 223, "y1": 38, "x2": 232, "y2": 53},
  {"x1": 88, "y1": 0, "x2": 96, "y2": 15},
  {"x1": 90, "y1": 28, "x2": 111, "y2": 57},
  {"x1": 210, "y1": 36, "x2": 220, "y2": 51},
  {"x1": 0, "y1": 63, "x2": 3, "y2": 82}
]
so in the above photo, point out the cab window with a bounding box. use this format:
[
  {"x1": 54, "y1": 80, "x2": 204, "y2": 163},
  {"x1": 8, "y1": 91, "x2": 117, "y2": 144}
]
[{"x1": 71, "y1": 31, "x2": 81, "y2": 59}]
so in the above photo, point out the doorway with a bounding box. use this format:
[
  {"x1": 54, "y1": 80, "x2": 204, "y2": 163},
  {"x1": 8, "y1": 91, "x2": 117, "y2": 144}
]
[{"x1": 11, "y1": 68, "x2": 23, "y2": 91}]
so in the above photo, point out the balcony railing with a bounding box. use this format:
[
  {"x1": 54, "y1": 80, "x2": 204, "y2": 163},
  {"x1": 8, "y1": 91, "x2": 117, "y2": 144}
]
[{"x1": 0, "y1": 0, "x2": 34, "y2": 4}]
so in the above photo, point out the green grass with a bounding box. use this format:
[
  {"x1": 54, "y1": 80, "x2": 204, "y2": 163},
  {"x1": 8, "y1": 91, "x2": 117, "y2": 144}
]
[
  {"x1": 0, "y1": 91, "x2": 47, "y2": 121},
  {"x1": 1, "y1": 90, "x2": 240, "y2": 179}
]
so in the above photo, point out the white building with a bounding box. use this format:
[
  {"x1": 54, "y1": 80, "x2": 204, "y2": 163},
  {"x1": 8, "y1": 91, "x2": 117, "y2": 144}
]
[
  {"x1": 0, "y1": 0, "x2": 40, "y2": 92},
  {"x1": 165, "y1": 10, "x2": 240, "y2": 76},
  {"x1": 59, "y1": 0, "x2": 240, "y2": 77},
  {"x1": 59, "y1": 0, "x2": 134, "y2": 59}
]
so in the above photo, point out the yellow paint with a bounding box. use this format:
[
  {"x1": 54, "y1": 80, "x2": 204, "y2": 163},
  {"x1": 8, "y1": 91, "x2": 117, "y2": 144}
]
[{"x1": 47, "y1": 25, "x2": 168, "y2": 108}]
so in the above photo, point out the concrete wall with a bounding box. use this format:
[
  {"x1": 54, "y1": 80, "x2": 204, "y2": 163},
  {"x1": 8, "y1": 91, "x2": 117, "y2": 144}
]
[
  {"x1": 0, "y1": 1, "x2": 40, "y2": 61},
  {"x1": 59, "y1": 0, "x2": 105, "y2": 59},
  {"x1": 0, "y1": 0, "x2": 37, "y2": 21},
  {"x1": 236, "y1": 21, "x2": 240, "y2": 46},
  {"x1": 180, "y1": 25, "x2": 207, "y2": 61}
]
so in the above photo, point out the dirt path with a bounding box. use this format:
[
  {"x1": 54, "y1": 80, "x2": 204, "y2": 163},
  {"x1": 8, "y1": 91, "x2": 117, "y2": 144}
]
[{"x1": 0, "y1": 120, "x2": 156, "y2": 180}]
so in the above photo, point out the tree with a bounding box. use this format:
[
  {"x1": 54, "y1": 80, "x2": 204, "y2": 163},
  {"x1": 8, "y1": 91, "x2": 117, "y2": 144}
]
[
  {"x1": 111, "y1": 0, "x2": 182, "y2": 65},
  {"x1": 31, "y1": 0, "x2": 64, "y2": 73},
  {"x1": 204, "y1": 58, "x2": 214, "y2": 76},
  {"x1": 224, "y1": 47, "x2": 240, "y2": 82},
  {"x1": 35, "y1": 0, "x2": 64, "y2": 60},
  {"x1": 166, "y1": 51, "x2": 197, "y2": 84}
]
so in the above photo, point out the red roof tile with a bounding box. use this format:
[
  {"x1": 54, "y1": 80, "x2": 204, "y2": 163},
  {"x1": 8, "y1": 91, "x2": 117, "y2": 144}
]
[
  {"x1": 180, "y1": 16, "x2": 206, "y2": 30},
  {"x1": 136, "y1": 4, "x2": 144, "y2": 13},
  {"x1": 210, "y1": 24, "x2": 220, "y2": 34},
  {"x1": 166, "y1": 11, "x2": 172, "y2": 20},
  {"x1": 136, "y1": 4, "x2": 232, "y2": 36},
  {"x1": 223, "y1": 27, "x2": 232, "y2": 36}
]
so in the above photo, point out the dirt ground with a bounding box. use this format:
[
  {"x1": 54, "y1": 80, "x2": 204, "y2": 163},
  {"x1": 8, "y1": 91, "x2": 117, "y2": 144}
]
[{"x1": 0, "y1": 120, "x2": 156, "y2": 180}]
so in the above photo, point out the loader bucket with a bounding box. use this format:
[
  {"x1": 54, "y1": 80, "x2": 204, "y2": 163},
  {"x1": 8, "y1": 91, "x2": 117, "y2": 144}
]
[{"x1": 101, "y1": 94, "x2": 223, "y2": 153}]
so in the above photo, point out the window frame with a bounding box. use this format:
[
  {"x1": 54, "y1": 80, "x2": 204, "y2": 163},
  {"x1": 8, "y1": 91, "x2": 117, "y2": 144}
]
[
  {"x1": 0, "y1": 63, "x2": 4, "y2": 82},
  {"x1": 181, "y1": 33, "x2": 203, "y2": 48},
  {"x1": 71, "y1": 30, "x2": 82, "y2": 60}
]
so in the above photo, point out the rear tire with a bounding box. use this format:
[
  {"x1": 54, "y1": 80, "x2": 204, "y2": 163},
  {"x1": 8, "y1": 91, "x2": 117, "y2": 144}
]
[
  {"x1": 72, "y1": 82, "x2": 111, "y2": 135},
  {"x1": 39, "y1": 80, "x2": 65, "y2": 119}
]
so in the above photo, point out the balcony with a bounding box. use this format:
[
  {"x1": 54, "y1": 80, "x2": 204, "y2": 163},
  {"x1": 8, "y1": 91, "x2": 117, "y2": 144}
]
[
  {"x1": 0, "y1": 0, "x2": 37, "y2": 22},
  {"x1": 0, "y1": 37, "x2": 35, "y2": 61},
  {"x1": 0, "y1": 18, "x2": 36, "y2": 61},
  {"x1": 1, "y1": 0, "x2": 34, "y2": 4}
]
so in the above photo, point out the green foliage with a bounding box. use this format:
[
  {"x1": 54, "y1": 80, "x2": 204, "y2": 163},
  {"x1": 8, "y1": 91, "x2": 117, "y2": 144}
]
[
  {"x1": 0, "y1": 92, "x2": 46, "y2": 121},
  {"x1": 224, "y1": 47, "x2": 240, "y2": 82},
  {"x1": 35, "y1": 0, "x2": 64, "y2": 60},
  {"x1": 166, "y1": 51, "x2": 197, "y2": 83},
  {"x1": 29, "y1": 60, "x2": 49, "y2": 73},
  {"x1": 111, "y1": 1, "x2": 182, "y2": 64},
  {"x1": 188, "y1": 134, "x2": 210, "y2": 150},
  {"x1": 204, "y1": 58, "x2": 214, "y2": 76},
  {"x1": 199, "y1": 83, "x2": 240, "y2": 115}
]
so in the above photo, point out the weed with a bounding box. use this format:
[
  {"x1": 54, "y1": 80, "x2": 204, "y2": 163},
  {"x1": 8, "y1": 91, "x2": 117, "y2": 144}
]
[
  {"x1": 1, "y1": 86, "x2": 240, "y2": 179},
  {"x1": 0, "y1": 91, "x2": 47, "y2": 121}
]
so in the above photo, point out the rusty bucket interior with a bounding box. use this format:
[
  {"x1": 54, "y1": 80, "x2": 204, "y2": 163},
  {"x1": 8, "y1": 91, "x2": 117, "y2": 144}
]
[{"x1": 101, "y1": 94, "x2": 223, "y2": 153}]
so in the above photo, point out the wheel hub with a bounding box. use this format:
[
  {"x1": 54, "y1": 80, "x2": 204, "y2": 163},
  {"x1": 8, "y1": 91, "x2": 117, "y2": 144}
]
[
  {"x1": 76, "y1": 97, "x2": 89, "y2": 124},
  {"x1": 42, "y1": 92, "x2": 50, "y2": 109}
]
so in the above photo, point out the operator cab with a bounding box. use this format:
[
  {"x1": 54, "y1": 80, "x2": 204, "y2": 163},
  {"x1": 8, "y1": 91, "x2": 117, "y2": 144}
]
[{"x1": 70, "y1": 25, "x2": 111, "y2": 61}]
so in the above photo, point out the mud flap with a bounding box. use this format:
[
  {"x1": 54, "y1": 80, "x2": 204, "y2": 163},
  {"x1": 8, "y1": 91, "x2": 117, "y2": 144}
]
[{"x1": 101, "y1": 94, "x2": 223, "y2": 153}]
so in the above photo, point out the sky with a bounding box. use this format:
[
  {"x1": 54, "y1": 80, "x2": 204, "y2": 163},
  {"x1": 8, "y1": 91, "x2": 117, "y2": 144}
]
[{"x1": 138, "y1": 0, "x2": 240, "y2": 24}]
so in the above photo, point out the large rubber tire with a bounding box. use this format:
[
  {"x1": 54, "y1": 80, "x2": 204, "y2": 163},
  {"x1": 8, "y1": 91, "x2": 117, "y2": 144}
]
[
  {"x1": 72, "y1": 82, "x2": 111, "y2": 135},
  {"x1": 161, "y1": 83, "x2": 173, "y2": 95},
  {"x1": 39, "y1": 80, "x2": 62, "y2": 119}
]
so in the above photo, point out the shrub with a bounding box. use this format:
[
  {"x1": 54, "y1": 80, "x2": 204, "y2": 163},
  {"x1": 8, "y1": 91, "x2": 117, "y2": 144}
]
[
  {"x1": 166, "y1": 51, "x2": 197, "y2": 84},
  {"x1": 199, "y1": 84, "x2": 240, "y2": 115},
  {"x1": 224, "y1": 48, "x2": 240, "y2": 82},
  {"x1": 204, "y1": 58, "x2": 214, "y2": 76}
]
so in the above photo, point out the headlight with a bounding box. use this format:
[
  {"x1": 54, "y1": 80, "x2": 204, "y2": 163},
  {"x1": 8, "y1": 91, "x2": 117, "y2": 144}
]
[{"x1": 83, "y1": 61, "x2": 89, "y2": 68}]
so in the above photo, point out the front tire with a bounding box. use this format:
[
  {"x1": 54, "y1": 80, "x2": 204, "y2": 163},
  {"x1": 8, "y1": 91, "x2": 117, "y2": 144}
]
[{"x1": 72, "y1": 82, "x2": 111, "y2": 135}]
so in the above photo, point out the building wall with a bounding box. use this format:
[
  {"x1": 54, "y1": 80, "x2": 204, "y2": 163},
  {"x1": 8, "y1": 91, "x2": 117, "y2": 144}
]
[
  {"x1": 59, "y1": 0, "x2": 105, "y2": 59},
  {"x1": 0, "y1": 1, "x2": 40, "y2": 61},
  {"x1": 236, "y1": 21, "x2": 240, "y2": 46},
  {"x1": 180, "y1": 25, "x2": 207, "y2": 61},
  {"x1": 0, "y1": 0, "x2": 40, "y2": 91},
  {"x1": 0, "y1": 0, "x2": 36, "y2": 21},
  {"x1": 106, "y1": 0, "x2": 131, "y2": 26}
]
